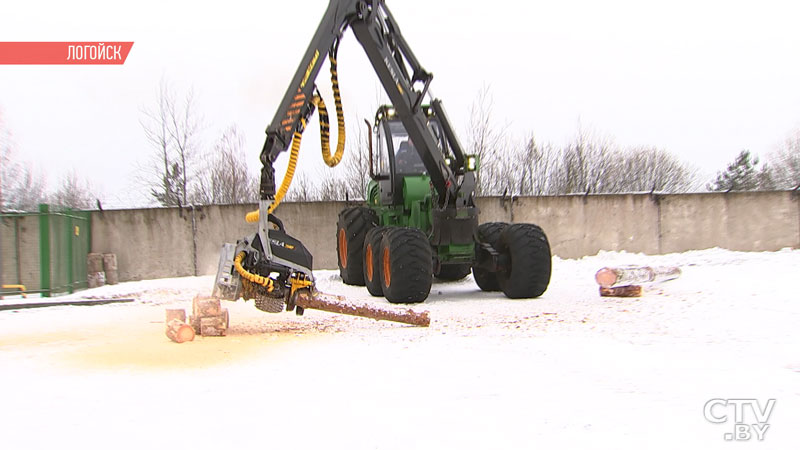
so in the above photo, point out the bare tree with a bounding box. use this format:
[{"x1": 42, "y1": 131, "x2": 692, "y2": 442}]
[
  {"x1": 193, "y1": 125, "x2": 258, "y2": 204},
  {"x1": 0, "y1": 112, "x2": 47, "y2": 211},
  {"x1": 8, "y1": 169, "x2": 48, "y2": 211},
  {"x1": 284, "y1": 173, "x2": 317, "y2": 202},
  {"x1": 167, "y1": 88, "x2": 203, "y2": 205},
  {"x1": 140, "y1": 80, "x2": 203, "y2": 206},
  {"x1": 140, "y1": 81, "x2": 178, "y2": 206},
  {"x1": 317, "y1": 175, "x2": 349, "y2": 201},
  {"x1": 0, "y1": 110, "x2": 11, "y2": 210},
  {"x1": 616, "y1": 146, "x2": 698, "y2": 193},
  {"x1": 768, "y1": 130, "x2": 800, "y2": 189},
  {"x1": 51, "y1": 170, "x2": 94, "y2": 209},
  {"x1": 487, "y1": 124, "x2": 698, "y2": 196},
  {"x1": 481, "y1": 135, "x2": 521, "y2": 195},
  {"x1": 559, "y1": 124, "x2": 617, "y2": 194},
  {"x1": 343, "y1": 120, "x2": 372, "y2": 200},
  {"x1": 517, "y1": 134, "x2": 565, "y2": 195},
  {"x1": 465, "y1": 85, "x2": 507, "y2": 195}
]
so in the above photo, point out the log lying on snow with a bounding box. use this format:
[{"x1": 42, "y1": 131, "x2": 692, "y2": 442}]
[
  {"x1": 595, "y1": 265, "x2": 681, "y2": 288},
  {"x1": 599, "y1": 285, "x2": 642, "y2": 298},
  {"x1": 165, "y1": 318, "x2": 195, "y2": 343},
  {"x1": 293, "y1": 289, "x2": 430, "y2": 327}
]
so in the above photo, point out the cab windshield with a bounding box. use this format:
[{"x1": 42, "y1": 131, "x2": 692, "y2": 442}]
[{"x1": 388, "y1": 120, "x2": 425, "y2": 174}]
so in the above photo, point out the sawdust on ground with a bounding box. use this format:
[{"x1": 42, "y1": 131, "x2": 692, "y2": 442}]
[{"x1": 0, "y1": 300, "x2": 324, "y2": 371}]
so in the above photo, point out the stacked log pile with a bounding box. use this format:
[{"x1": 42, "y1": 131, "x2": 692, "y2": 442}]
[
  {"x1": 189, "y1": 296, "x2": 229, "y2": 337},
  {"x1": 87, "y1": 252, "x2": 119, "y2": 288},
  {"x1": 103, "y1": 253, "x2": 118, "y2": 285},
  {"x1": 164, "y1": 297, "x2": 229, "y2": 342},
  {"x1": 87, "y1": 253, "x2": 105, "y2": 288}
]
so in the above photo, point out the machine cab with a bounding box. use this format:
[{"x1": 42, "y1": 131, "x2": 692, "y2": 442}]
[{"x1": 369, "y1": 105, "x2": 448, "y2": 206}]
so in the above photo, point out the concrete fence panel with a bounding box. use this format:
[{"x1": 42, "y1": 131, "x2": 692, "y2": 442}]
[
  {"x1": 478, "y1": 195, "x2": 661, "y2": 259},
  {"x1": 659, "y1": 191, "x2": 800, "y2": 253},
  {"x1": 0, "y1": 215, "x2": 41, "y2": 291},
  {"x1": 77, "y1": 191, "x2": 800, "y2": 283},
  {"x1": 91, "y1": 208, "x2": 195, "y2": 281}
]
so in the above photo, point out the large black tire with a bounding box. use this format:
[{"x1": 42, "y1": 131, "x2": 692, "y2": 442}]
[
  {"x1": 381, "y1": 227, "x2": 433, "y2": 303},
  {"x1": 362, "y1": 226, "x2": 386, "y2": 296},
  {"x1": 472, "y1": 222, "x2": 508, "y2": 291},
  {"x1": 435, "y1": 263, "x2": 471, "y2": 281},
  {"x1": 495, "y1": 223, "x2": 551, "y2": 299},
  {"x1": 336, "y1": 207, "x2": 377, "y2": 286}
]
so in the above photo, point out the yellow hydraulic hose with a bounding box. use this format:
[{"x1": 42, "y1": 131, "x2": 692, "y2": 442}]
[
  {"x1": 269, "y1": 118, "x2": 304, "y2": 214},
  {"x1": 245, "y1": 209, "x2": 259, "y2": 223},
  {"x1": 245, "y1": 52, "x2": 345, "y2": 222},
  {"x1": 245, "y1": 118, "x2": 305, "y2": 223},
  {"x1": 317, "y1": 55, "x2": 345, "y2": 167},
  {"x1": 234, "y1": 251, "x2": 274, "y2": 292}
]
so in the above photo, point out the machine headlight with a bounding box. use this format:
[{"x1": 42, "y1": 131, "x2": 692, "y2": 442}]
[{"x1": 465, "y1": 154, "x2": 479, "y2": 172}]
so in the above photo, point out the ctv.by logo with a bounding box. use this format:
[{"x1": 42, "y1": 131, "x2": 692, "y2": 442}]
[{"x1": 703, "y1": 398, "x2": 776, "y2": 441}]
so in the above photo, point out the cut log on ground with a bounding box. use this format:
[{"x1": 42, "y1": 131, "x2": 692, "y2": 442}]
[
  {"x1": 192, "y1": 296, "x2": 221, "y2": 317},
  {"x1": 595, "y1": 265, "x2": 681, "y2": 288},
  {"x1": 103, "y1": 253, "x2": 118, "y2": 285},
  {"x1": 188, "y1": 315, "x2": 201, "y2": 335},
  {"x1": 188, "y1": 296, "x2": 229, "y2": 336},
  {"x1": 87, "y1": 272, "x2": 105, "y2": 289},
  {"x1": 87, "y1": 253, "x2": 104, "y2": 273},
  {"x1": 166, "y1": 318, "x2": 195, "y2": 343},
  {"x1": 293, "y1": 289, "x2": 430, "y2": 327},
  {"x1": 199, "y1": 311, "x2": 228, "y2": 336},
  {"x1": 599, "y1": 285, "x2": 643, "y2": 297}
]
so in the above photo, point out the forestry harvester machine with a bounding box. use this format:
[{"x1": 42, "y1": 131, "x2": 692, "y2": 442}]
[{"x1": 213, "y1": 0, "x2": 552, "y2": 320}]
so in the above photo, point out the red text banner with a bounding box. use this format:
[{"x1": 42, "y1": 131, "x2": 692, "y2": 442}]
[{"x1": 0, "y1": 42, "x2": 134, "y2": 65}]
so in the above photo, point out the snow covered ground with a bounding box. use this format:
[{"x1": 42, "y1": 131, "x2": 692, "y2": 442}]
[{"x1": 1, "y1": 248, "x2": 797, "y2": 449}]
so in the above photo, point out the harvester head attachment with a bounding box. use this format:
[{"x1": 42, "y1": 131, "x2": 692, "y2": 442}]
[{"x1": 213, "y1": 224, "x2": 314, "y2": 314}]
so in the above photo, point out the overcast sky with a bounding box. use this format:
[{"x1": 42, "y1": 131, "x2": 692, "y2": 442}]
[{"x1": 1, "y1": 0, "x2": 799, "y2": 207}]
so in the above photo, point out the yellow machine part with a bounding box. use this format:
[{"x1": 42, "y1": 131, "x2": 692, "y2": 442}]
[
  {"x1": 234, "y1": 251, "x2": 274, "y2": 292},
  {"x1": 246, "y1": 54, "x2": 345, "y2": 223}
]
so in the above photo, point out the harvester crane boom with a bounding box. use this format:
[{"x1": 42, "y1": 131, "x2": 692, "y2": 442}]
[{"x1": 258, "y1": 0, "x2": 465, "y2": 210}]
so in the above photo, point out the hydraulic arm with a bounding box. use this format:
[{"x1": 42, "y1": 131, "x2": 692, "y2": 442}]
[{"x1": 259, "y1": 0, "x2": 469, "y2": 210}]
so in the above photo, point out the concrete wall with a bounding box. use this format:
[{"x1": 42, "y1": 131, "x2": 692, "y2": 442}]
[
  {"x1": 478, "y1": 191, "x2": 799, "y2": 258},
  {"x1": 82, "y1": 190, "x2": 800, "y2": 282},
  {"x1": 658, "y1": 192, "x2": 799, "y2": 253},
  {"x1": 478, "y1": 194, "x2": 662, "y2": 259},
  {"x1": 90, "y1": 201, "x2": 349, "y2": 282},
  {"x1": 91, "y1": 207, "x2": 196, "y2": 281},
  {"x1": 0, "y1": 215, "x2": 41, "y2": 291}
]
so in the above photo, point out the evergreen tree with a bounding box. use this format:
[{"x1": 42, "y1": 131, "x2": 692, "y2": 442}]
[{"x1": 708, "y1": 150, "x2": 771, "y2": 191}]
